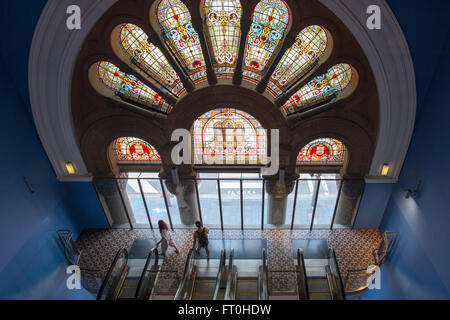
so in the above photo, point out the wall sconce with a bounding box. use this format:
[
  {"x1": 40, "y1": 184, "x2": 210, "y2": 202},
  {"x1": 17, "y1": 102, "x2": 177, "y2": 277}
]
[
  {"x1": 405, "y1": 180, "x2": 421, "y2": 199},
  {"x1": 65, "y1": 162, "x2": 76, "y2": 175},
  {"x1": 381, "y1": 164, "x2": 390, "y2": 176}
]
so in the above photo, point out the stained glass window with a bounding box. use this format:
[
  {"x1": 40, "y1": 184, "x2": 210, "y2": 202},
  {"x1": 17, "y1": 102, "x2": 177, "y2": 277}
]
[
  {"x1": 114, "y1": 137, "x2": 162, "y2": 163},
  {"x1": 268, "y1": 25, "x2": 330, "y2": 97},
  {"x1": 157, "y1": 0, "x2": 207, "y2": 83},
  {"x1": 119, "y1": 23, "x2": 185, "y2": 97},
  {"x1": 193, "y1": 108, "x2": 267, "y2": 165},
  {"x1": 243, "y1": 0, "x2": 290, "y2": 84},
  {"x1": 283, "y1": 63, "x2": 354, "y2": 115},
  {"x1": 203, "y1": 0, "x2": 242, "y2": 78},
  {"x1": 97, "y1": 61, "x2": 172, "y2": 113},
  {"x1": 297, "y1": 138, "x2": 346, "y2": 165}
]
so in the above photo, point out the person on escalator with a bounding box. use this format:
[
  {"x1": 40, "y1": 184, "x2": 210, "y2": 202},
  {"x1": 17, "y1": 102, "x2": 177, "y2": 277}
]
[
  {"x1": 155, "y1": 220, "x2": 179, "y2": 257},
  {"x1": 192, "y1": 221, "x2": 210, "y2": 260}
]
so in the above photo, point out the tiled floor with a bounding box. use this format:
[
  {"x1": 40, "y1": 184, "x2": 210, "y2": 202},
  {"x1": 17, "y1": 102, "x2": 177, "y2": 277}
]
[{"x1": 77, "y1": 228, "x2": 381, "y2": 293}]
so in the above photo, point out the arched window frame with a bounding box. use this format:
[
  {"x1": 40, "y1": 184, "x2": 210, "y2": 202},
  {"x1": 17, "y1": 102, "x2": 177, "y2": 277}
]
[
  {"x1": 282, "y1": 63, "x2": 358, "y2": 115},
  {"x1": 91, "y1": 61, "x2": 172, "y2": 113},
  {"x1": 157, "y1": 0, "x2": 207, "y2": 84},
  {"x1": 113, "y1": 137, "x2": 162, "y2": 164},
  {"x1": 114, "y1": 23, "x2": 185, "y2": 97},
  {"x1": 192, "y1": 108, "x2": 267, "y2": 165},
  {"x1": 202, "y1": 0, "x2": 243, "y2": 79},
  {"x1": 242, "y1": 0, "x2": 290, "y2": 85},
  {"x1": 267, "y1": 25, "x2": 332, "y2": 98},
  {"x1": 296, "y1": 138, "x2": 346, "y2": 165}
]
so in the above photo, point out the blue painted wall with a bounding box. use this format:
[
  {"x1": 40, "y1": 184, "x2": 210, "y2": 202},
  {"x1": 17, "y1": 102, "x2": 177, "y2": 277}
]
[
  {"x1": 350, "y1": 0, "x2": 450, "y2": 299},
  {"x1": 0, "y1": 53, "x2": 108, "y2": 299},
  {"x1": 357, "y1": 9, "x2": 450, "y2": 298},
  {"x1": 354, "y1": 183, "x2": 393, "y2": 229},
  {"x1": 0, "y1": 1, "x2": 108, "y2": 299}
]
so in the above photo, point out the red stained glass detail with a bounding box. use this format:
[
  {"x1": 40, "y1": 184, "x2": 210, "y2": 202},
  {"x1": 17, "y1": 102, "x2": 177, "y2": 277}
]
[
  {"x1": 250, "y1": 61, "x2": 260, "y2": 69},
  {"x1": 193, "y1": 60, "x2": 202, "y2": 69}
]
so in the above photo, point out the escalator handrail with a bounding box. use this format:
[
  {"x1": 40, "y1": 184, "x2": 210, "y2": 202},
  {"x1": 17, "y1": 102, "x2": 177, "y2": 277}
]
[
  {"x1": 96, "y1": 248, "x2": 128, "y2": 300},
  {"x1": 224, "y1": 249, "x2": 235, "y2": 300},
  {"x1": 329, "y1": 249, "x2": 346, "y2": 300},
  {"x1": 174, "y1": 249, "x2": 196, "y2": 300},
  {"x1": 297, "y1": 248, "x2": 310, "y2": 300},
  {"x1": 134, "y1": 247, "x2": 159, "y2": 300},
  {"x1": 212, "y1": 249, "x2": 226, "y2": 300}
]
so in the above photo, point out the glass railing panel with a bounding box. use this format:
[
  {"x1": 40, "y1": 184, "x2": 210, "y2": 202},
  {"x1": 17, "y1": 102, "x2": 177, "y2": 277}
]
[
  {"x1": 197, "y1": 179, "x2": 221, "y2": 228},
  {"x1": 313, "y1": 179, "x2": 341, "y2": 229},
  {"x1": 161, "y1": 180, "x2": 185, "y2": 228},
  {"x1": 141, "y1": 179, "x2": 171, "y2": 228},
  {"x1": 93, "y1": 178, "x2": 131, "y2": 228},
  {"x1": 220, "y1": 179, "x2": 241, "y2": 229},
  {"x1": 293, "y1": 179, "x2": 318, "y2": 228},
  {"x1": 243, "y1": 179, "x2": 263, "y2": 229},
  {"x1": 332, "y1": 179, "x2": 365, "y2": 228},
  {"x1": 124, "y1": 179, "x2": 150, "y2": 227},
  {"x1": 285, "y1": 180, "x2": 297, "y2": 229},
  {"x1": 97, "y1": 249, "x2": 128, "y2": 300}
]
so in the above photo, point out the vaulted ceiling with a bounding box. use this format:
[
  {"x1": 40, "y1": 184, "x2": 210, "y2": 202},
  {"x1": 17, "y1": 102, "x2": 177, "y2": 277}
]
[{"x1": 71, "y1": 0, "x2": 378, "y2": 178}]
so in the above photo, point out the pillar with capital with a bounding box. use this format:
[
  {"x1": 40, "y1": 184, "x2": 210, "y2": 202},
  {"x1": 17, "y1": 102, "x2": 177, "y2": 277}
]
[
  {"x1": 265, "y1": 179, "x2": 296, "y2": 226},
  {"x1": 164, "y1": 178, "x2": 200, "y2": 226},
  {"x1": 334, "y1": 179, "x2": 365, "y2": 227}
]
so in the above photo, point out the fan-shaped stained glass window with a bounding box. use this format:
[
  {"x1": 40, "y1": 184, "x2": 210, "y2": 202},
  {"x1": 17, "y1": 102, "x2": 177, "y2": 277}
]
[
  {"x1": 157, "y1": 0, "x2": 207, "y2": 84},
  {"x1": 283, "y1": 63, "x2": 354, "y2": 115},
  {"x1": 97, "y1": 61, "x2": 172, "y2": 113},
  {"x1": 243, "y1": 0, "x2": 290, "y2": 84},
  {"x1": 193, "y1": 108, "x2": 267, "y2": 165},
  {"x1": 297, "y1": 138, "x2": 346, "y2": 165},
  {"x1": 119, "y1": 23, "x2": 185, "y2": 97},
  {"x1": 268, "y1": 25, "x2": 330, "y2": 97},
  {"x1": 203, "y1": 0, "x2": 242, "y2": 78},
  {"x1": 114, "y1": 137, "x2": 162, "y2": 163}
]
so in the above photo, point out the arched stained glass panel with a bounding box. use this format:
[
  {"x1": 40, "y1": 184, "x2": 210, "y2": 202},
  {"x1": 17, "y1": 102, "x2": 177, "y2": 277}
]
[
  {"x1": 204, "y1": 0, "x2": 242, "y2": 78},
  {"x1": 193, "y1": 108, "x2": 267, "y2": 165},
  {"x1": 119, "y1": 23, "x2": 185, "y2": 97},
  {"x1": 157, "y1": 0, "x2": 206, "y2": 83},
  {"x1": 297, "y1": 138, "x2": 346, "y2": 165},
  {"x1": 268, "y1": 25, "x2": 330, "y2": 97},
  {"x1": 243, "y1": 0, "x2": 290, "y2": 84},
  {"x1": 283, "y1": 63, "x2": 354, "y2": 115},
  {"x1": 97, "y1": 61, "x2": 172, "y2": 113},
  {"x1": 114, "y1": 137, "x2": 162, "y2": 163}
]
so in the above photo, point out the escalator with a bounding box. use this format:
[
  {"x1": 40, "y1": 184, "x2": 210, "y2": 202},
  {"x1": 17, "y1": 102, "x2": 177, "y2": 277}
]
[
  {"x1": 175, "y1": 249, "x2": 227, "y2": 300},
  {"x1": 294, "y1": 248, "x2": 345, "y2": 300},
  {"x1": 97, "y1": 248, "x2": 160, "y2": 300},
  {"x1": 225, "y1": 249, "x2": 268, "y2": 300}
]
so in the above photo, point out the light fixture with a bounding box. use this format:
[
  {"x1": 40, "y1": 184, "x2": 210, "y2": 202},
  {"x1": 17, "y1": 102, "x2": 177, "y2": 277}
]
[
  {"x1": 405, "y1": 180, "x2": 421, "y2": 199},
  {"x1": 65, "y1": 162, "x2": 76, "y2": 175},
  {"x1": 381, "y1": 164, "x2": 390, "y2": 176}
]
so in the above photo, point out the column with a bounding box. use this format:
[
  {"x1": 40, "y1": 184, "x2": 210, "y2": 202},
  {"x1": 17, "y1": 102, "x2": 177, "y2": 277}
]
[
  {"x1": 93, "y1": 178, "x2": 134, "y2": 228},
  {"x1": 333, "y1": 179, "x2": 365, "y2": 227},
  {"x1": 265, "y1": 179, "x2": 296, "y2": 226},
  {"x1": 164, "y1": 179, "x2": 200, "y2": 226}
]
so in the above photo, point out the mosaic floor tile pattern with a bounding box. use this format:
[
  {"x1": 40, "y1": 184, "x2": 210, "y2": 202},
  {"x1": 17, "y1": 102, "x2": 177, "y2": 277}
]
[{"x1": 77, "y1": 228, "x2": 381, "y2": 294}]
